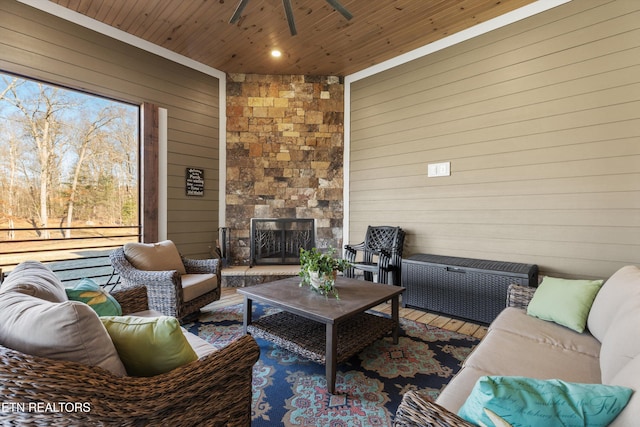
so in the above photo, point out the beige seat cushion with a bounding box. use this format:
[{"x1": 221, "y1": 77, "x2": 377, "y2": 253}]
[
  {"x1": 123, "y1": 240, "x2": 186, "y2": 274},
  {"x1": 183, "y1": 329, "x2": 218, "y2": 359},
  {"x1": 463, "y1": 329, "x2": 601, "y2": 383},
  {"x1": 489, "y1": 307, "x2": 600, "y2": 358},
  {"x1": 0, "y1": 291, "x2": 127, "y2": 376},
  {"x1": 436, "y1": 364, "x2": 494, "y2": 413},
  {"x1": 181, "y1": 273, "x2": 218, "y2": 302},
  {"x1": 588, "y1": 265, "x2": 640, "y2": 342},
  {"x1": 1, "y1": 260, "x2": 68, "y2": 303},
  {"x1": 438, "y1": 326, "x2": 601, "y2": 414}
]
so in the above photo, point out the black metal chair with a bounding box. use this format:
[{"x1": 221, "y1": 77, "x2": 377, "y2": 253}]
[{"x1": 344, "y1": 226, "x2": 405, "y2": 286}]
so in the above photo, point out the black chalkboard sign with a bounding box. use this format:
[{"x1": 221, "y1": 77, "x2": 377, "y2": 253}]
[{"x1": 186, "y1": 168, "x2": 204, "y2": 196}]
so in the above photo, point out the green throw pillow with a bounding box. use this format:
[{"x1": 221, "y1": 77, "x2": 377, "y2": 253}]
[
  {"x1": 458, "y1": 376, "x2": 633, "y2": 427},
  {"x1": 100, "y1": 315, "x2": 198, "y2": 377},
  {"x1": 526, "y1": 276, "x2": 604, "y2": 333},
  {"x1": 66, "y1": 278, "x2": 122, "y2": 316}
]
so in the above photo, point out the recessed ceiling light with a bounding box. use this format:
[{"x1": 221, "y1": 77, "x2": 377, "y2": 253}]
[{"x1": 271, "y1": 50, "x2": 282, "y2": 58}]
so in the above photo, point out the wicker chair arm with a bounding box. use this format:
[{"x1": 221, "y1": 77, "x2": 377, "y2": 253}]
[
  {"x1": 506, "y1": 284, "x2": 537, "y2": 309},
  {"x1": 393, "y1": 391, "x2": 475, "y2": 427},
  {"x1": 141, "y1": 272, "x2": 183, "y2": 318},
  {"x1": 0, "y1": 335, "x2": 260, "y2": 426},
  {"x1": 110, "y1": 285, "x2": 149, "y2": 314},
  {"x1": 124, "y1": 267, "x2": 179, "y2": 283},
  {"x1": 182, "y1": 256, "x2": 219, "y2": 274}
]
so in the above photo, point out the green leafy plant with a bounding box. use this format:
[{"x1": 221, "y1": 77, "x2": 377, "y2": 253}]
[{"x1": 299, "y1": 247, "x2": 351, "y2": 298}]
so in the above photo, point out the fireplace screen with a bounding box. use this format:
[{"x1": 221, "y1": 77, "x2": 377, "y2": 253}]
[{"x1": 250, "y1": 218, "x2": 315, "y2": 266}]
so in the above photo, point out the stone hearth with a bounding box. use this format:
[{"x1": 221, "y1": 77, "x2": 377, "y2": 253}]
[
  {"x1": 225, "y1": 74, "x2": 345, "y2": 265},
  {"x1": 221, "y1": 265, "x2": 300, "y2": 288}
]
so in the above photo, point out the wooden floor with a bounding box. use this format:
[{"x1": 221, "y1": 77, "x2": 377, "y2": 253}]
[{"x1": 216, "y1": 287, "x2": 488, "y2": 340}]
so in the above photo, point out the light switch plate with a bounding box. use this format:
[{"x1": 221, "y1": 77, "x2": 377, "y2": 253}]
[{"x1": 428, "y1": 161, "x2": 450, "y2": 177}]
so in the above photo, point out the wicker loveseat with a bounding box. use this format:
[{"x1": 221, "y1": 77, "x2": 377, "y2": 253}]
[
  {"x1": 395, "y1": 265, "x2": 640, "y2": 427},
  {"x1": 0, "y1": 262, "x2": 259, "y2": 426}
]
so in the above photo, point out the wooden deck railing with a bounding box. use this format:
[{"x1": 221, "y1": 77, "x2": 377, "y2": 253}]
[{"x1": 0, "y1": 225, "x2": 140, "y2": 290}]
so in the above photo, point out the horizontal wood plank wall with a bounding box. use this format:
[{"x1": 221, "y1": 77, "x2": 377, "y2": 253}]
[
  {"x1": 0, "y1": 1, "x2": 220, "y2": 258},
  {"x1": 349, "y1": 0, "x2": 640, "y2": 279}
]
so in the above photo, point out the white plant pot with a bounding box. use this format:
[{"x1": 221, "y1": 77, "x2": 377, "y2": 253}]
[{"x1": 309, "y1": 271, "x2": 323, "y2": 289}]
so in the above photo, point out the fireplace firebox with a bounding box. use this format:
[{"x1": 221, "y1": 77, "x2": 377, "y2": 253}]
[{"x1": 250, "y1": 218, "x2": 315, "y2": 266}]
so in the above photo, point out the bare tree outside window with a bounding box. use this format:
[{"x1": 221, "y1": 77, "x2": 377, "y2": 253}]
[{"x1": 0, "y1": 72, "x2": 139, "y2": 284}]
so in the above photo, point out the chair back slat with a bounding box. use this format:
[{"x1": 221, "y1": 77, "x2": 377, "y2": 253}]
[{"x1": 365, "y1": 226, "x2": 402, "y2": 252}]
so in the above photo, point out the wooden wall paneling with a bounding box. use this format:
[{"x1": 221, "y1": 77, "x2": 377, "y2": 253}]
[{"x1": 349, "y1": 0, "x2": 640, "y2": 279}]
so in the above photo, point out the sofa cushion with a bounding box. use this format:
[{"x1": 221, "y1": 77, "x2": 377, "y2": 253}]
[
  {"x1": 436, "y1": 326, "x2": 601, "y2": 413},
  {"x1": 65, "y1": 278, "x2": 122, "y2": 316},
  {"x1": 458, "y1": 376, "x2": 632, "y2": 427},
  {"x1": 0, "y1": 291, "x2": 127, "y2": 376},
  {"x1": 588, "y1": 265, "x2": 640, "y2": 342},
  {"x1": 181, "y1": 273, "x2": 218, "y2": 302},
  {"x1": 1, "y1": 260, "x2": 68, "y2": 303},
  {"x1": 437, "y1": 365, "x2": 495, "y2": 413},
  {"x1": 100, "y1": 315, "x2": 198, "y2": 376},
  {"x1": 608, "y1": 354, "x2": 640, "y2": 427},
  {"x1": 489, "y1": 307, "x2": 600, "y2": 358},
  {"x1": 527, "y1": 276, "x2": 603, "y2": 333},
  {"x1": 464, "y1": 329, "x2": 601, "y2": 383},
  {"x1": 599, "y1": 299, "x2": 640, "y2": 384},
  {"x1": 123, "y1": 240, "x2": 186, "y2": 274}
]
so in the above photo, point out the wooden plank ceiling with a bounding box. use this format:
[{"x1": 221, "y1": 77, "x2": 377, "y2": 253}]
[{"x1": 49, "y1": 0, "x2": 537, "y2": 76}]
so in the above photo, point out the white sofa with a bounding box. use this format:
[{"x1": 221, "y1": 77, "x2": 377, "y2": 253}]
[{"x1": 394, "y1": 265, "x2": 640, "y2": 426}]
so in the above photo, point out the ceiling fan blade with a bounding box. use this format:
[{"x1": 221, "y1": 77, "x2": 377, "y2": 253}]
[
  {"x1": 230, "y1": 0, "x2": 251, "y2": 24},
  {"x1": 282, "y1": 0, "x2": 297, "y2": 36},
  {"x1": 324, "y1": 0, "x2": 353, "y2": 20}
]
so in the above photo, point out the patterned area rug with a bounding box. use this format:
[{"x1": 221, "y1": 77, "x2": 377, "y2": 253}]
[{"x1": 184, "y1": 303, "x2": 478, "y2": 426}]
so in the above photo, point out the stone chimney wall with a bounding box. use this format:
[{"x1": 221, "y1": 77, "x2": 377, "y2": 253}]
[{"x1": 225, "y1": 74, "x2": 344, "y2": 265}]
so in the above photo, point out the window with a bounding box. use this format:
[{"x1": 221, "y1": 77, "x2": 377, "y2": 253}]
[{"x1": 0, "y1": 72, "x2": 139, "y2": 285}]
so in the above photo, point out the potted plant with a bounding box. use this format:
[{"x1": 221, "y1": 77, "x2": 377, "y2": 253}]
[{"x1": 299, "y1": 247, "x2": 351, "y2": 298}]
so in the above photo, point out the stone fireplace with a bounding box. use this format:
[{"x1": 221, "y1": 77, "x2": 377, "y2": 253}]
[{"x1": 225, "y1": 74, "x2": 345, "y2": 265}]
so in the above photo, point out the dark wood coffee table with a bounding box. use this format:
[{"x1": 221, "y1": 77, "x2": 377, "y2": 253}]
[{"x1": 237, "y1": 276, "x2": 404, "y2": 394}]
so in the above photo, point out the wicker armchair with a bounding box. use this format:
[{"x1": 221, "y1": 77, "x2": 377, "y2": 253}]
[
  {"x1": 110, "y1": 244, "x2": 221, "y2": 321},
  {"x1": 0, "y1": 285, "x2": 260, "y2": 426},
  {"x1": 344, "y1": 226, "x2": 405, "y2": 285},
  {"x1": 393, "y1": 284, "x2": 536, "y2": 427}
]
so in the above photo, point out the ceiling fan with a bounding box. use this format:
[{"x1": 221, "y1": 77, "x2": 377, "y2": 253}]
[{"x1": 229, "y1": 0, "x2": 353, "y2": 36}]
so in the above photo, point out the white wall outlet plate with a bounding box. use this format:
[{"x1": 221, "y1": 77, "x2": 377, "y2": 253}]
[{"x1": 428, "y1": 161, "x2": 450, "y2": 177}]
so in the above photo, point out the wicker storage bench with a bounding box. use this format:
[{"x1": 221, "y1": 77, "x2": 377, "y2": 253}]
[{"x1": 401, "y1": 254, "x2": 538, "y2": 324}]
